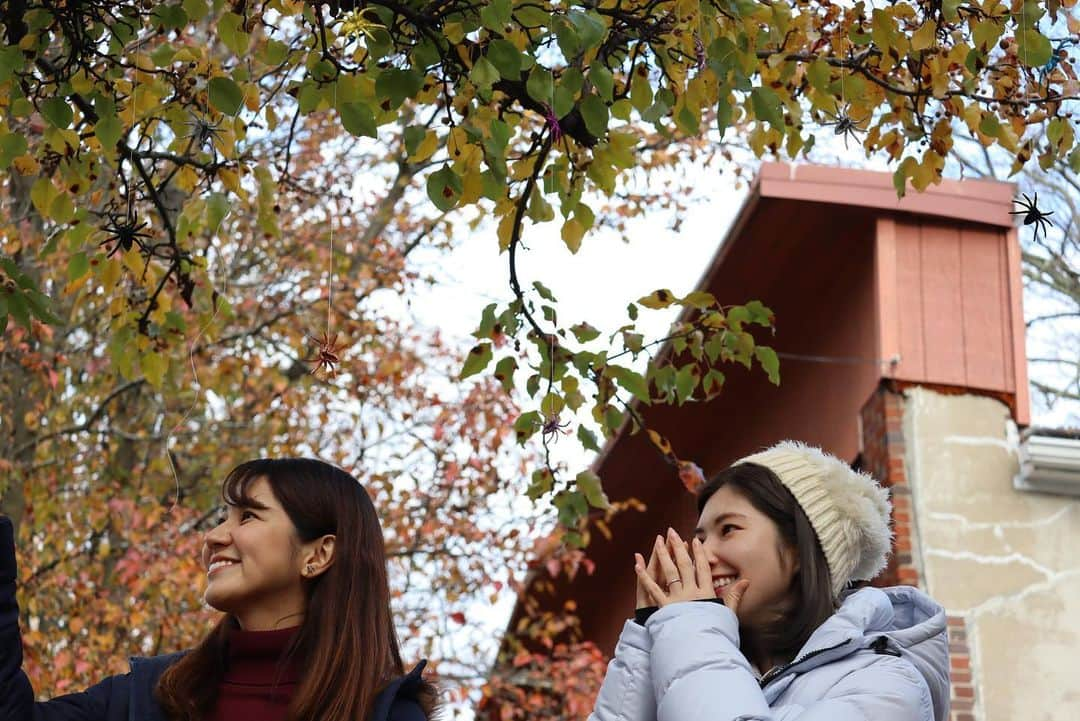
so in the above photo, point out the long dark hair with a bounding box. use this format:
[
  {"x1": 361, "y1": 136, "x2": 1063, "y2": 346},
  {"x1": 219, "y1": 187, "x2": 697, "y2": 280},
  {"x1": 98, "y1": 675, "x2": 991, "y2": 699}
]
[
  {"x1": 156, "y1": 458, "x2": 438, "y2": 721},
  {"x1": 696, "y1": 462, "x2": 836, "y2": 667}
]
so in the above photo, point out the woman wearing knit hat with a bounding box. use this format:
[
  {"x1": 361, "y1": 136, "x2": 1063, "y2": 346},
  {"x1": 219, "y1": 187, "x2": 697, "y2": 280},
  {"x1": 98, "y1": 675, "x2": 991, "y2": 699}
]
[
  {"x1": 1, "y1": 458, "x2": 437, "y2": 721},
  {"x1": 589, "y1": 441, "x2": 950, "y2": 721}
]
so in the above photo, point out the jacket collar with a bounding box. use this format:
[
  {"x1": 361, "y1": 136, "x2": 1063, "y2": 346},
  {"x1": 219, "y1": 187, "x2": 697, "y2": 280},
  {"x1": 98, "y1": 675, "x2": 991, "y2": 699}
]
[
  {"x1": 127, "y1": 653, "x2": 427, "y2": 721},
  {"x1": 369, "y1": 660, "x2": 428, "y2": 721}
]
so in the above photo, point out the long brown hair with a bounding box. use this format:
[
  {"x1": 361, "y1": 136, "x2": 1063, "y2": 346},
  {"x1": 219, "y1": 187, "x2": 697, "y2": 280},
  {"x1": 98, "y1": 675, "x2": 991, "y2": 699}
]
[
  {"x1": 156, "y1": 458, "x2": 437, "y2": 721},
  {"x1": 697, "y1": 462, "x2": 836, "y2": 667}
]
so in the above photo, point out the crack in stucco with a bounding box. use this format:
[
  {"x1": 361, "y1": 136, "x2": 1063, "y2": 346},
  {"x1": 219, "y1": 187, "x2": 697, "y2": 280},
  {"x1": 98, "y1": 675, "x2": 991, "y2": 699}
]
[
  {"x1": 942, "y1": 435, "x2": 1018, "y2": 452},
  {"x1": 922, "y1": 548, "x2": 1056, "y2": 581},
  {"x1": 924, "y1": 505, "x2": 1073, "y2": 531}
]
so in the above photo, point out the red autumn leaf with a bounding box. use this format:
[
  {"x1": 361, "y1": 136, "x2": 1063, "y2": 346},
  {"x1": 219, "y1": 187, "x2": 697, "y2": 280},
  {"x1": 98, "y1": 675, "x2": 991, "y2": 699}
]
[
  {"x1": 678, "y1": 460, "x2": 706, "y2": 494},
  {"x1": 450, "y1": 612, "x2": 466, "y2": 625}
]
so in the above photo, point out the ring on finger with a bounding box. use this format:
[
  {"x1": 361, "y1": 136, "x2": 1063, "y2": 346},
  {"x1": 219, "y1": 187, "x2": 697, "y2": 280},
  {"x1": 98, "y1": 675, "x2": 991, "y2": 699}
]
[{"x1": 666, "y1": 578, "x2": 682, "y2": 590}]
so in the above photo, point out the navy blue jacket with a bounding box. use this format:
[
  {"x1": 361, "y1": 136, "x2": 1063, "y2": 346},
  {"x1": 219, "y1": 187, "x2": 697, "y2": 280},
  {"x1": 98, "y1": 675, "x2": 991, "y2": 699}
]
[{"x1": 1, "y1": 517, "x2": 428, "y2": 721}]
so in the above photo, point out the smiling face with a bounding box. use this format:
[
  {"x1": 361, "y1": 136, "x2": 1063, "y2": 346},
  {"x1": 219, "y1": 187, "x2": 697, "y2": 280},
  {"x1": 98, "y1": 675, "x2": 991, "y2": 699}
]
[
  {"x1": 201, "y1": 476, "x2": 329, "y2": 630},
  {"x1": 694, "y1": 483, "x2": 800, "y2": 628}
]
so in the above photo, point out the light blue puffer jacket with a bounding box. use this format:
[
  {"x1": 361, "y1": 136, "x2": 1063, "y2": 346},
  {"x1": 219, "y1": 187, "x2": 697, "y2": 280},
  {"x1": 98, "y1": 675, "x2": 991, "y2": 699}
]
[{"x1": 589, "y1": 586, "x2": 950, "y2": 721}]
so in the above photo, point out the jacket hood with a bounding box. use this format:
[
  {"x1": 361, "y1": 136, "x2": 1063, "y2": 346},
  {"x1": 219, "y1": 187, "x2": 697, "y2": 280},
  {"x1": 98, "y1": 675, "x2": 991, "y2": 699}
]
[{"x1": 785, "y1": 585, "x2": 950, "y2": 721}]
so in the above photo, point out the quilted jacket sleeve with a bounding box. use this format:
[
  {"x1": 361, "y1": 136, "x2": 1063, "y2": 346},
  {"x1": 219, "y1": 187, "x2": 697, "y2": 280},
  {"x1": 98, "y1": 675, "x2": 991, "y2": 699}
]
[
  {"x1": 1, "y1": 516, "x2": 121, "y2": 721},
  {"x1": 587, "y1": 619, "x2": 656, "y2": 721},
  {"x1": 647, "y1": 602, "x2": 931, "y2": 721}
]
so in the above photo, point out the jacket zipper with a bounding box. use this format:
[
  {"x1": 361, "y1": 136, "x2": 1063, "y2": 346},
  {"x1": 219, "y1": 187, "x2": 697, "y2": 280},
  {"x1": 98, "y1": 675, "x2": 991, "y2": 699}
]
[{"x1": 758, "y1": 639, "x2": 853, "y2": 688}]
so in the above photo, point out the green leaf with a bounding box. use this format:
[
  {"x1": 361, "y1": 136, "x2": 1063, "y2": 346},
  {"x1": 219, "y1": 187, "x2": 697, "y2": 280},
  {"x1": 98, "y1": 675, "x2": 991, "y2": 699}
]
[
  {"x1": 152, "y1": 4, "x2": 188, "y2": 29},
  {"x1": 681, "y1": 291, "x2": 716, "y2": 309},
  {"x1": 674, "y1": 364, "x2": 700, "y2": 404},
  {"x1": 576, "y1": 469, "x2": 609, "y2": 509},
  {"x1": 94, "y1": 111, "x2": 123, "y2": 151},
  {"x1": 527, "y1": 468, "x2": 554, "y2": 500},
  {"x1": 713, "y1": 83, "x2": 733, "y2": 133},
  {"x1": 426, "y1": 166, "x2": 462, "y2": 212},
  {"x1": 743, "y1": 300, "x2": 770, "y2": 325},
  {"x1": 340, "y1": 101, "x2": 377, "y2": 137},
  {"x1": 567, "y1": 10, "x2": 606, "y2": 49},
  {"x1": 470, "y1": 56, "x2": 500, "y2": 90},
  {"x1": 0, "y1": 46, "x2": 24, "y2": 82},
  {"x1": 589, "y1": 64, "x2": 614, "y2": 102},
  {"x1": 0, "y1": 132, "x2": 28, "y2": 168},
  {"x1": 532, "y1": 280, "x2": 556, "y2": 301},
  {"x1": 1016, "y1": 28, "x2": 1053, "y2": 68},
  {"x1": 487, "y1": 40, "x2": 522, "y2": 80},
  {"x1": 217, "y1": 12, "x2": 250, "y2": 56},
  {"x1": 375, "y1": 68, "x2": 424, "y2": 110},
  {"x1": 755, "y1": 345, "x2": 781, "y2": 385},
  {"x1": 208, "y1": 77, "x2": 244, "y2": 115},
  {"x1": 553, "y1": 488, "x2": 589, "y2": 526},
  {"x1": 460, "y1": 342, "x2": 493, "y2": 379},
  {"x1": 750, "y1": 86, "x2": 784, "y2": 131},
  {"x1": 577, "y1": 425, "x2": 602, "y2": 452},
  {"x1": 514, "y1": 410, "x2": 541, "y2": 444},
  {"x1": 260, "y1": 39, "x2": 290, "y2": 66},
  {"x1": 570, "y1": 322, "x2": 600, "y2": 343},
  {"x1": 493, "y1": 356, "x2": 517, "y2": 393},
  {"x1": 609, "y1": 365, "x2": 650, "y2": 404},
  {"x1": 579, "y1": 94, "x2": 609, "y2": 139},
  {"x1": 527, "y1": 66, "x2": 554, "y2": 105},
  {"x1": 480, "y1": 0, "x2": 512, "y2": 31},
  {"x1": 404, "y1": 126, "x2": 427, "y2": 156},
  {"x1": 806, "y1": 58, "x2": 830, "y2": 91},
  {"x1": 515, "y1": 5, "x2": 550, "y2": 28},
  {"x1": 553, "y1": 16, "x2": 582, "y2": 59},
  {"x1": 41, "y1": 97, "x2": 73, "y2": 129}
]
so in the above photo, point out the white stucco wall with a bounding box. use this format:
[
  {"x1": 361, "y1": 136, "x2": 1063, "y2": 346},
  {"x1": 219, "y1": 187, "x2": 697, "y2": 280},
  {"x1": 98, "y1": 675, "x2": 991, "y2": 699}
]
[{"x1": 903, "y1": 387, "x2": 1080, "y2": 720}]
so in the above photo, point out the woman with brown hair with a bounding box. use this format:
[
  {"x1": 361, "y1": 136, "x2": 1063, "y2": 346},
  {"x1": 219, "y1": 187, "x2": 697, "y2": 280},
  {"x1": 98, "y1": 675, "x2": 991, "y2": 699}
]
[
  {"x1": 589, "y1": 441, "x2": 951, "y2": 721},
  {"x1": 1, "y1": 457, "x2": 438, "y2": 721}
]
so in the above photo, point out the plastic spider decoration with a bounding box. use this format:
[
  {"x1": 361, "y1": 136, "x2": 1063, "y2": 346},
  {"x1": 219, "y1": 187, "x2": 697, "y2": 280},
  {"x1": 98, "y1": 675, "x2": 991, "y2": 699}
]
[
  {"x1": 1009, "y1": 192, "x2": 1055, "y2": 241},
  {"x1": 540, "y1": 412, "x2": 572, "y2": 445},
  {"x1": 542, "y1": 104, "x2": 563, "y2": 143},
  {"x1": 99, "y1": 210, "x2": 152, "y2": 258},
  {"x1": 306, "y1": 331, "x2": 346, "y2": 377},
  {"x1": 819, "y1": 104, "x2": 869, "y2": 150},
  {"x1": 184, "y1": 115, "x2": 225, "y2": 150}
]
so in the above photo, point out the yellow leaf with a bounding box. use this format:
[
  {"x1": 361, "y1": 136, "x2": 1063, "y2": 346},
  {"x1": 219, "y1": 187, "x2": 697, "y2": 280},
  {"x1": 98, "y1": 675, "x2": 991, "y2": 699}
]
[
  {"x1": 561, "y1": 218, "x2": 584, "y2": 253},
  {"x1": 218, "y1": 168, "x2": 242, "y2": 195},
  {"x1": 141, "y1": 351, "x2": 167, "y2": 390},
  {"x1": 460, "y1": 168, "x2": 484, "y2": 205},
  {"x1": 408, "y1": 130, "x2": 439, "y2": 163},
  {"x1": 497, "y1": 212, "x2": 515, "y2": 252},
  {"x1": 12, "y1": 155, "x2": 39, "y2": 175},
  {"x1": 911, "y1": 21, "x2": 936, "y2": 51}
]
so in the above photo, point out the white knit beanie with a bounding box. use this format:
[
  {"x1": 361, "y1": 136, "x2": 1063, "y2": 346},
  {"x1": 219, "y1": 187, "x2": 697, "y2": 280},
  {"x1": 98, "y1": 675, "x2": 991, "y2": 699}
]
[{"x1": 736, "y1": 441, "x2": 893, "y2": 598}]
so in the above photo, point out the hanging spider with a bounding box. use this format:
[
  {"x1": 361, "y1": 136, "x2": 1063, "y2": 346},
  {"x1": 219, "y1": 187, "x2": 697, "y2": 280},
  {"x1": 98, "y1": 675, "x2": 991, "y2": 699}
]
[
  {"x1": 184, "y1": 114, "x2": 225, "y2": 150},
  {"x1": 819, "y1": 104, "x2": 870, "y2": 150},
  {"x1": 306, "y1": 330, "x2": 347, "y2": 377},
  {"x1": 540, "y1": 412, "x2": 572, "y2": 445},
  {"x1": 542, "y1": 103, "x2": 563, "y2": 143},
  {"x1": 1009, "y1": 192, "x2": 1055, "y2": 241},
  {"x1": 99, "y1": 210, "x2": 152, "y2": 258}
]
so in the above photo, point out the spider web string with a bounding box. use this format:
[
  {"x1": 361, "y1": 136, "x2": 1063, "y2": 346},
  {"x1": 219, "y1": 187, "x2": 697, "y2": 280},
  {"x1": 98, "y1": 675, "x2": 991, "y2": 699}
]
[{"x1": 327, "y1": 80, "x2": 338, "y2": 339}]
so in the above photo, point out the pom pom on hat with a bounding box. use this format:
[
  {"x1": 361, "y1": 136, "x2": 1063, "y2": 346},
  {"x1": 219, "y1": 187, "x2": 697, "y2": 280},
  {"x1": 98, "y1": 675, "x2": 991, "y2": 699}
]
[{"x1": 736, "y1": 441, "x2": 892, "y2": 597}]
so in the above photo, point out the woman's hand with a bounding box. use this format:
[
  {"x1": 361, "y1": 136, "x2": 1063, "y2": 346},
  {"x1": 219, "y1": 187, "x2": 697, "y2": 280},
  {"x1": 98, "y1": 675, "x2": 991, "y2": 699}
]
[
  {"x1": 633, "y1": 547, "x2": 661, "y2": 610},
  {"x1": 635, "y1": 528, "x2": 750, "y2": 614}
]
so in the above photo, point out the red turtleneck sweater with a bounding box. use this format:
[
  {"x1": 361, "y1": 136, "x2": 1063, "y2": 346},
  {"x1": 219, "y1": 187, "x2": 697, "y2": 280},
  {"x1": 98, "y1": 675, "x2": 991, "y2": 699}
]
[{"x1": 205, "y1": 625, "x2": 301, "y2": 721}]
